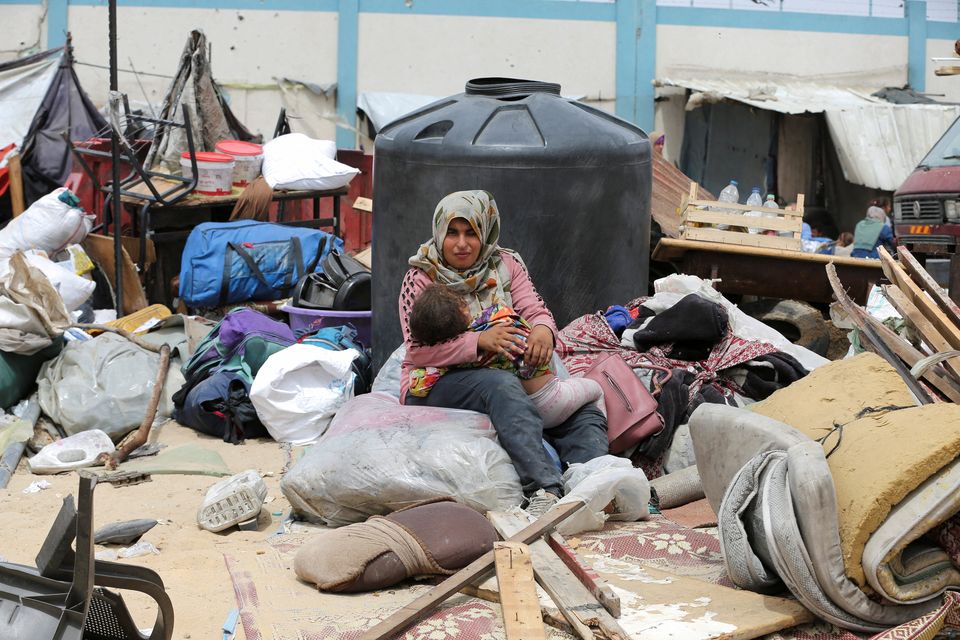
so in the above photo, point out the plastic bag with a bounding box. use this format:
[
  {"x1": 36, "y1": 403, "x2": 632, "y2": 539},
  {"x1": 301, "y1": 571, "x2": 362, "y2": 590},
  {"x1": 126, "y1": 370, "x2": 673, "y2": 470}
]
[
  {"x1": 249, "y1": 343, "x2": 358, "y2": 445},
  {"x1": 37, "y1": 333, "x2": 161, "y2": 440},
  {"x1": 280, "y1": 392, "x2": 523, "y2": 526},
  {"x1": 371, "y1": 344, "x2": 405, "y2": 399},
  {"x1": 28, "y1": 429, "x2": 115, "y2": 474},
  {"x1": 0, "y1": 189, "x2": 93, "y2": 260},
  {"x1": 261, "y1": 133, "x2": 359, "y2": 191},
  {"x1": 0, "y1": 252, "x2": 95, "y2": 311},
  {"x1": 555, "y1": 455, "x2": 651, "y2": 536}
]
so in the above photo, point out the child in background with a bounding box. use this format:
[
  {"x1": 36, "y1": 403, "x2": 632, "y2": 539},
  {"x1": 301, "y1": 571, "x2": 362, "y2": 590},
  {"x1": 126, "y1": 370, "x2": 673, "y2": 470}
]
[{"x1": 408, "y1": 283, "x2": 603, "y2": 428}]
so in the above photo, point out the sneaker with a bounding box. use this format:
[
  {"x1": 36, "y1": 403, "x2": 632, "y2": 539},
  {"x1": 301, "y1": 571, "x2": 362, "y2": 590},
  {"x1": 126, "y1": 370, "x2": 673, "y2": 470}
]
[
  {"x1": 197, "y1": 469, "x2": 268, "y2": 533},
  {"x1": 524, "y1": 489, "x2": 560, "y2": 518}
]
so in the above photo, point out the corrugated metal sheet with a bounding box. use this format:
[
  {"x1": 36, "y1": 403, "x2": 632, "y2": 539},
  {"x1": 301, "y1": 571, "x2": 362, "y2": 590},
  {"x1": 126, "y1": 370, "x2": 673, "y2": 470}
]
[
  {"x1": 657, "y1": 77, "x2": 960, "y2": 190},
  {"x1": 657, "y1": 76, "x2": 886, "y2": 114},
  {"x1": 652, "y1": 151, "x2": 713, "y2": 238},
  {"x1": 825, "y1": 105, "x2": 960, "y2": 190}
]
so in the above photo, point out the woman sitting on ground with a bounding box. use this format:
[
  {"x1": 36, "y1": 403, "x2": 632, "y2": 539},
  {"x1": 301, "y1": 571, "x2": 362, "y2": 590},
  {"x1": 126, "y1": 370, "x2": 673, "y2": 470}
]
[
  {"x1": 398, "y1": 190, "x2": 609, "y2": 516},
  {"x1": 851, "y1": 206, "x2": 895, "y2": 260}
]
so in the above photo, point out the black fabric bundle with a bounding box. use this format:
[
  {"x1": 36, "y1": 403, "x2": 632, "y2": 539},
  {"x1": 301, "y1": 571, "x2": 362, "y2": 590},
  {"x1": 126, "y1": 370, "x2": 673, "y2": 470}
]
[
  {"x1": 737, "y1": 352, "x2": 808, "y2": 400},
  {"x1": 632, "y1": 294, "x2": 729, "y2": 361}
]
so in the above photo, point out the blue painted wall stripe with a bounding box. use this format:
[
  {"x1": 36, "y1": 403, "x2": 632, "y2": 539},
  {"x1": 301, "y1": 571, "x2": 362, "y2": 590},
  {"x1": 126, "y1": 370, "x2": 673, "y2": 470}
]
[
  {"x1": 65, "y1": 0, "x2": 338, "y2": 9},
  {"x1": 336, "y1": 0, "x2": 359, "y2": 149},
  {"x1": 657, "y1": 6, "x2": 908, "y2": 35},
  {"x1": 637, "y1": 0, "x2": 655, "y2": 133},
  {"x1": 615, "y1": 0, "x2": 639, "y2": 125},
  {"x1": 927, "y1": 21, "x2": 958, "y2": 40},
  {"x1": 906, "y1": 0, "x2": 927, "y2": 92},
  {"x1": 47, "y1": 0, "x2": 68, "y2": 48},
  {"x1": 359, "y1": 0, "x2": 614, "y2": 21}
]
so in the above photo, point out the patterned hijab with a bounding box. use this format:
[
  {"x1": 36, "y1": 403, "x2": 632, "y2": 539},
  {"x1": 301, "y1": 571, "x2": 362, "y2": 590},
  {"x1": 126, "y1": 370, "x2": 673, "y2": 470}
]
[{"x1": 408, "y1": 190, "x2": 522, "y2": 316}]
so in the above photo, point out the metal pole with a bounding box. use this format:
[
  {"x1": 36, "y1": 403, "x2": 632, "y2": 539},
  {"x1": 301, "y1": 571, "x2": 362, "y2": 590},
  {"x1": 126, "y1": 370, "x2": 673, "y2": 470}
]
[
  {"x1": 0, "y1": 395, "x2": 41, "y2": 489},
  {"x1": 109, "y1": 0, "x2": 124, "y2": 316}
]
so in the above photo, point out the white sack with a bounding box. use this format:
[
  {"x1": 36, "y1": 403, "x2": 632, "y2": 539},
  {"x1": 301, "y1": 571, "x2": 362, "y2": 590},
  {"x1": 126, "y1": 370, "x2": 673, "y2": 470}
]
[
  {"x1": 280, "y1": 392, "x2": 523, "y2": 526},
  {"x1": 261, "y1": 133, "x2": 358, "y2": 191},
  {"x1": 556, "y1": 454, "x2": 651, "y2": 535},
  {"x1": 0, "y1": 188, "x2": 93, "y2": 259},
  {"x1": 0, "y1": 253, "x2": 94, "y2": 311},
  {"x1": 249, "y1": 343, "x2": 358, "y2": 445}
]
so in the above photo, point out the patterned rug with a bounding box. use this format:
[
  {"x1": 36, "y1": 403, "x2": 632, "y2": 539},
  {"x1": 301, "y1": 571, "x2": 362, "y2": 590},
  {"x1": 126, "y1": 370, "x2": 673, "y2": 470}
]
[{"x1": 225, "y1": 515, "x2": 960, "y2": 640}]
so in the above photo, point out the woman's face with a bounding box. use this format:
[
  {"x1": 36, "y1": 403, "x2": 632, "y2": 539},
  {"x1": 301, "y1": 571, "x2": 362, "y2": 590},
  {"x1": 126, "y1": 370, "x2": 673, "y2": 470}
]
[{"x1": 442, "y1": 217, "x2": 482, "y2": 270}]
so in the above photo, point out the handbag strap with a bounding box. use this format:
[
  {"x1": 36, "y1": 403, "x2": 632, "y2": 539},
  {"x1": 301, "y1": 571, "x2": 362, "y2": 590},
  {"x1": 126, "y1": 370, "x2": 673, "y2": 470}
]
[{"x1": 631, "y1": 362, "x2": 673, "y2": 397}]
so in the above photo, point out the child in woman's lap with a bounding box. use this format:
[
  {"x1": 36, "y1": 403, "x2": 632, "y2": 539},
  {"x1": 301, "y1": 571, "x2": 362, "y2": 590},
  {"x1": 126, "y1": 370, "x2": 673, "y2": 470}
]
[{"x1": 408, "y1": 283, "x2": 601, "y2": 428}]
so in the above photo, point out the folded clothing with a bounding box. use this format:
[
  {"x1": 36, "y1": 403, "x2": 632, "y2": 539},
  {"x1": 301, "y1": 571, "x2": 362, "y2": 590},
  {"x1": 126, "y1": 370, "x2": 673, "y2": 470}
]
[{"x1": 632, "y1": 294, "x2": 728, "y2": 361}]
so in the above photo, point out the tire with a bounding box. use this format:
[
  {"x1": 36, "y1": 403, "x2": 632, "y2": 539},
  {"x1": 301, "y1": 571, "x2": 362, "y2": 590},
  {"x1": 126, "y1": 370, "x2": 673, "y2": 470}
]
[{"x1": 739, "y1": 299, "x2": 830, "y2": 356}]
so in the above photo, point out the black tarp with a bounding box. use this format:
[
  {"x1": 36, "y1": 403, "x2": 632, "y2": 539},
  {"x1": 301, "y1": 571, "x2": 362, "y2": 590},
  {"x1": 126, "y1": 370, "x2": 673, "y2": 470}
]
[{"x1": 3, "y1": 44, "x2": 107, "y2": 207}]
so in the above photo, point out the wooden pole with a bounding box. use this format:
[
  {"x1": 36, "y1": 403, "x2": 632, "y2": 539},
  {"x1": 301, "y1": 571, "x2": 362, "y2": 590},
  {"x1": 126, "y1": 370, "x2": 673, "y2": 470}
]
[{"x1": 8, "y1": 152, "x2": 25, "y2": 217}]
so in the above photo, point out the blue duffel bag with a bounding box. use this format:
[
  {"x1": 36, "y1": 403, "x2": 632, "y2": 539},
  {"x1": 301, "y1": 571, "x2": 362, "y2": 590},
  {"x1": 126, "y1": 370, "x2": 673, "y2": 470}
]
[{"x1": 179, "y1": 221, "x2": 344, "y2": 308}]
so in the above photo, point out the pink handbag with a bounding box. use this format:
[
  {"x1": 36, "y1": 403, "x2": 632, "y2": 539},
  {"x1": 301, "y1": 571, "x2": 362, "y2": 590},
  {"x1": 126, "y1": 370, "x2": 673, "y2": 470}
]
[{"x1": 583, "y1": 353, "x2": 667, "y2": 454}]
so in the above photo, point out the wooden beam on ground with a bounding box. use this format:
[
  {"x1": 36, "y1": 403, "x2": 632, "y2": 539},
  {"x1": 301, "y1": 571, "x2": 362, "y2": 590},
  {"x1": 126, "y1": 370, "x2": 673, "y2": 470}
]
[
  {"x1": 494, "y1": 543, "x2": 546, "y2": 640},
  {"x1": 489, "y1": 511, "x2": 631, "y2": 640},
  {"x1": 358, "y1": 501, "x2": 585, "y2": 640},
  {"x1": 459, "y1": 577, "x2": 577, "y2": 637},
  {"x1": 898, "y1": 247, "x2": 960, "y2": 329},
  {"x1": 879, "y1": 247, "x2": 960, "y2": 352},
  {"x1": 8, "y1": 152, "x2": 25, "y2": 217},
  {"x1": 546, "y1": 532, "x2": 620, "y2": 618},
  {"x1": 826, "y1": 263, "x2": 932, "y2": 404}
]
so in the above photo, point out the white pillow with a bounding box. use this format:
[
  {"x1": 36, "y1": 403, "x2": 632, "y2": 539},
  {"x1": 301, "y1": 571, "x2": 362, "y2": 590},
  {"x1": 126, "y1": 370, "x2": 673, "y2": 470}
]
[{"x1": 261, "y1": 133, "x2": 359, "y2": 191}]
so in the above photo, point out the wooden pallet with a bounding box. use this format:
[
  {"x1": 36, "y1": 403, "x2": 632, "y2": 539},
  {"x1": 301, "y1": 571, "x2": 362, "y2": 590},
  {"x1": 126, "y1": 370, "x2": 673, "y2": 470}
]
[{"x1": 679, "y1": 182, "x2": 804, "y2": 251}]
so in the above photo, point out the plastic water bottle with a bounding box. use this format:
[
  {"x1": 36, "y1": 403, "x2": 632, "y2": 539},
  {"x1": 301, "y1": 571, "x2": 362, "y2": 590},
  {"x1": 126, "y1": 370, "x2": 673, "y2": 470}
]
[
  {"x1": 762, "y1": 194, "x2": 787, "y2": 237},
  {"x1": 744, "y1": 187, "x2": 763, "y2": 234},
  {"x1": 717, "y1": 180, "x2": 740, "y2": 230}
]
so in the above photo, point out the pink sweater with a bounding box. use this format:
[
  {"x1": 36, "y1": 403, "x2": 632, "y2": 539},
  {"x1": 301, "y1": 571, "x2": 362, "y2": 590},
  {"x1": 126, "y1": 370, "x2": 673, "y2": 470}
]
[{"x1": 399, "y1": 253, "x2": 557, "y2": 402}]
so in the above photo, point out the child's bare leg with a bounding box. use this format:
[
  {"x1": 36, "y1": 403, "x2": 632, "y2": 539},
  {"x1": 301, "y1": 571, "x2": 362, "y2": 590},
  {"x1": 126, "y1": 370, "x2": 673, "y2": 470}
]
[{"x1": 521, "y1": 374, "x2": 554, "y2": 395}]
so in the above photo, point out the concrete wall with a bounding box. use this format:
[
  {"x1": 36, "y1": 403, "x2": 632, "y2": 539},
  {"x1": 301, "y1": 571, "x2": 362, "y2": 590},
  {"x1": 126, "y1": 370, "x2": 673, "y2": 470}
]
[
  {"x1": 67, "y1": 5, "x2": 338, "y2": 139},
  {"x1": 656, "y1": 24, "x2": 908, "y2": 85},
  {"x1": 357, "y1": 13, "x2": 616, "y2": 101},
  {"x1": 0, "y1": 4, "x2": 47, "y2": 62},
  {"x1": 927, "y1": 39, "x2": 960, "y2": 104}
]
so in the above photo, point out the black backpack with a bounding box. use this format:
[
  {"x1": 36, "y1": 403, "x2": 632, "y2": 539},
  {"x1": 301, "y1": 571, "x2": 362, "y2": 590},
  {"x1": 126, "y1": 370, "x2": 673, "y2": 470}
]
[{"x1": 292, "y1": 251, "x2": 371, "y2": 311}]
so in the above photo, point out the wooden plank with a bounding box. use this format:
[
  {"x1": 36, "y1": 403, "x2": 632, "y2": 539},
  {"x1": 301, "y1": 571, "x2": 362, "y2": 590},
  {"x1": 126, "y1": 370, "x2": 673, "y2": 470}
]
[
  {"x1": 898, "y1": 246, "x2": 960, "y2": 329},
  {"x1": 8, "y1": 152, "x2": 25, "y2": 217},
  {"x1": 494, "y1": 543, "x2": 546, "y2": 640},
  {"x1": 879, "y1": 247, "x2": 960, "y2": 351},
  {"x1": 358, "y1": 500, "x2": 584, "y2": 640},
  {"x1": 545, "y1": 532, "x2": 620, "y2": 618},
  {"x1": 681, "y1": 227, "x2": 801, "y2": 251},
  {"x1": 459, "y1": 581, "x2": 578, "y2": 638},
  {"x1": 653, "y1": 237, "x2": 884, "y2": 269},
  {"x1": 881, "y1": 285, "x2": 960, "y2": 381},
  {"x1": 682, "y1": 209, "x2": 801, "y2": 233},
  {"x1": 687, "y1": 199, "x2": 804, "y2": 218},
  {"x1": 600, "y1": 565, "x2": 814, "y2": 640},
  {"x1": 860, "y1": 311, "x2": 960, "y2": 403},
  {"x1": 826, "y1": 263, "x2": 932, "y2": 404},
  {"x1": 935, "y1": 66, "x2": 960, "y2": 76},
  {"x1": 352, "y1": 196, "x2": 373, "y2": 212},
  {"x1": 489, "y1": 511, "x2": 630, "y2": 640}
]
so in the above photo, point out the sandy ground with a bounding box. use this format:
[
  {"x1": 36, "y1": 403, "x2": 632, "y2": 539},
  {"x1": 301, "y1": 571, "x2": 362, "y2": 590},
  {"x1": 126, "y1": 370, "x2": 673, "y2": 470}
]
[{"x1": 0, "y1": 419, "x2": 292, "y2": 639}]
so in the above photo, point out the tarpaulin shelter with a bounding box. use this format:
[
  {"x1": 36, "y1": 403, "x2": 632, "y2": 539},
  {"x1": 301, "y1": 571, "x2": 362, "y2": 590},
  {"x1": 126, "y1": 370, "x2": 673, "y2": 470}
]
[
  {"x1": 0, "y1": 42, "x2": 106, "y2": 210},
  {"x1": 145, "y1": 30, "x2": 258, "y2": 173}
]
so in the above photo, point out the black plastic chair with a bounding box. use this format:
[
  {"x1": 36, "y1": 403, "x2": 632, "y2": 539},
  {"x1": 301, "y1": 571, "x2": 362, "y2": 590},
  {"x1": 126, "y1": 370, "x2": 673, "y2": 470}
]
[{"x1": 0, "y1": 474, "x2": 174, "y2": 640}]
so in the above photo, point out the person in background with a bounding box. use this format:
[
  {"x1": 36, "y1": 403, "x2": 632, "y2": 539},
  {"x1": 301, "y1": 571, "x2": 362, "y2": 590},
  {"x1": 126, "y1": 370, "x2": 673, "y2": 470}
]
[
  {"x1": 834, "y1": 232, "x2": 855, "y2": 257},
  {"x1": 869, "y1": 197, "x2": 893, "y2": 227},
  {"x1": 851, "y1": 206, "x2": 895, "y2": 259}
]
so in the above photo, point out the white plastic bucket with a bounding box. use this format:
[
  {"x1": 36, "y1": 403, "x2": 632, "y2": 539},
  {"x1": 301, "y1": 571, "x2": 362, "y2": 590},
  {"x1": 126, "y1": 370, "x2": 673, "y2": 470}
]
[
  {"x1": 215, "y1": 140, "x2": 264, "y2": 187},
  {"x1": 180, "y1": 151, "x2": 235, "y2": 196}
]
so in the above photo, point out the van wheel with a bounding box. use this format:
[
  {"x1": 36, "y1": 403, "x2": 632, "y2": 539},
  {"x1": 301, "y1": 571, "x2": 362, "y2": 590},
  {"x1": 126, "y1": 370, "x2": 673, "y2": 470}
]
[{"x1": 739, "y1": 299, "x2": 830, "y2": 356}]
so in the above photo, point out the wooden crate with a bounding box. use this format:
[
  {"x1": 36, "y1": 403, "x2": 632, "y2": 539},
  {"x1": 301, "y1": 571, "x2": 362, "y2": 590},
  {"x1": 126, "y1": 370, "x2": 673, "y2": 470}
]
[{"x1": 679, "y1": 183, "x2": 804, "y2": 251}]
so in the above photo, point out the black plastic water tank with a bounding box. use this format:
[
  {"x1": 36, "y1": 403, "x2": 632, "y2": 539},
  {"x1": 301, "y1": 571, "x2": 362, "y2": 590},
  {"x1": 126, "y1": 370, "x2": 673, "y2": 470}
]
[{"x1": 372, "y1": 78, "x2": 652, "y2": 368}]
